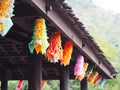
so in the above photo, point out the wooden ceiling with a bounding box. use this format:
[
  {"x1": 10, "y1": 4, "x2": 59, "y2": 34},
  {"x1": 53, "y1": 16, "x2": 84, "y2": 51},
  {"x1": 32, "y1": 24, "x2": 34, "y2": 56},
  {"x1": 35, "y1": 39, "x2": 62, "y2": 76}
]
[{"x1": 0, "y1": 0, "x2": 116, "y2": 80}]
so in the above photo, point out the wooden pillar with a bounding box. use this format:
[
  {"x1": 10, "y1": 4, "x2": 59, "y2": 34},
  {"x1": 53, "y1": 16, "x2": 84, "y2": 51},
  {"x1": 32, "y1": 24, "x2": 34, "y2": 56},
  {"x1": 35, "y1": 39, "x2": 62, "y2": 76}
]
[
  {"x1": 80, "y1": 77, "x2": 88, "y2": 90},
  {"x1": 1, "y1": 69, "x2": 8, "y2": 90},
  {"x1": 28, "y1": 53, "x2": 42, "y2": 90},
  {"x1": 60, "y1": 66, "x2": 70, "y2": 90}
]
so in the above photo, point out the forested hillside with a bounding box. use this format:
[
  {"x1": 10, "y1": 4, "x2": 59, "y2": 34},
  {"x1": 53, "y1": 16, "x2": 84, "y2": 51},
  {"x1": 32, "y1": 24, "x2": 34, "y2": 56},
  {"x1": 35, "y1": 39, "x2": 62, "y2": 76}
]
[
  {"x1": 66, "y1": 0, "x2": 120, "y2": 90},
  {"x1": 5, "y1": 0, "x2": 120, "y2": 90},
  {"x1": 66, "y1": 0, "x2": 120, "y2": 69}
]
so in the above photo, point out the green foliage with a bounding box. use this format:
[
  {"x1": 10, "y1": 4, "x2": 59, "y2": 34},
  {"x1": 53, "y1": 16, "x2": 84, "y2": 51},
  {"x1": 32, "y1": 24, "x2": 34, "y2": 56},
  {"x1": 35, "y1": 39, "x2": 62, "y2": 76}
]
[
  {"x1": 93, "y1": 35, "x2": 118, "y2": 61},
  {"x1": 43, "y1": 80, "x2": 59, "y2": 90},
  {"x1": 70, "y1": 80, "x2": 80, "y2": 90},
  {"x1": 8, "y1": 80, "x2": 28, "y2": 90}
]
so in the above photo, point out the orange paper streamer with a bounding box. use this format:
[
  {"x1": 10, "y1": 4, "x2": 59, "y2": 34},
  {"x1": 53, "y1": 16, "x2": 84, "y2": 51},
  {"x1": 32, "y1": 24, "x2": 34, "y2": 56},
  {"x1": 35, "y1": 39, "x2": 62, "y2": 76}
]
[
  {"x1": 34, "y1": 19, "x2": 44, "y2": 54},
  {"x1": 60, "y1": 41, "x2": 73, "y2": 66},
  {"x1": 0, "y1": 0, "x2": 10, "y2": 19},
  {"x1": 41, "y1": 80, "x2": 47, "y2": 89},
  {"x1": 46, "y1": 32, "x2": 63, "y2": 63}
]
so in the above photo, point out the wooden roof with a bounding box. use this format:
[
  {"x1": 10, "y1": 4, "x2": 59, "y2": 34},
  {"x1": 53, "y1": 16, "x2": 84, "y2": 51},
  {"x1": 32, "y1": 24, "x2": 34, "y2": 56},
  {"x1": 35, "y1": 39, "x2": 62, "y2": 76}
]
[{"x1": 0, "y1": 0, "x2": 116, "y2": 80}]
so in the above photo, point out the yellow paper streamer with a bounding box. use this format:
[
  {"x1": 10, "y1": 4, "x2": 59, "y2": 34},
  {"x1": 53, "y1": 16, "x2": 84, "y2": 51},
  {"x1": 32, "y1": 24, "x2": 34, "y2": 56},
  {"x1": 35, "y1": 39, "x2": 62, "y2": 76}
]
[{"x1": 87, "y1": 71, "x2": 99, "y2": 84}]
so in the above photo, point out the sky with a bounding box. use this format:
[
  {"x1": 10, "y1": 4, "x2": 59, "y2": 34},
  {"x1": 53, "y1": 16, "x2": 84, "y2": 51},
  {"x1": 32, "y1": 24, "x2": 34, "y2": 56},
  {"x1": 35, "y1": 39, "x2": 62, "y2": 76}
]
[{"x1": 93, "y1": 0, "x2": 120, "y2": 14}]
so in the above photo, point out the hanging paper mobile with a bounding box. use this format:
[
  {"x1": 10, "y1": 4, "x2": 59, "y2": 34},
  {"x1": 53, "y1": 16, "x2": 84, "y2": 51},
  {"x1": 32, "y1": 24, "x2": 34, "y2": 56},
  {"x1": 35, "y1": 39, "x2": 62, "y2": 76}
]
[
  {"x1": 0, "y1": 0, "x2": 14, "y2": 36},
  {"x1": 29, "y1": 19, "x2": 49, "y2": 55},
  {"x1": 98, "y1": 78, "x2": 107, "y2": 88},
  {"x1": 74, "y1": 55, "x2": 88, "y2": 81},
  {"x1": 77, "y1": 62, "x2": 89, "y2": 81},
  {"x1": 16, "y1": 80, "x2": 24, "y2": 90},
  {"x1": 74, "y1": 55, "x2": 84, "y2": 80},
  {"x1": 46, "y1": 32, "x2": 63, "y2": 63},
  {"x1": 86, "y1": 66, "x2": 94, "y2": 75},
  {"x1": 87, "y1": 71, "x2": 99, "y2": 84},
  {"x1": 94, "y1": 75, "x2": 102, "y2": 85},
  {"x1": 41, "y1": 80, "x2": 47, "y2": 89},
  {"x1": 60, "y1": 41, "x2": 73, "y2": 66}
]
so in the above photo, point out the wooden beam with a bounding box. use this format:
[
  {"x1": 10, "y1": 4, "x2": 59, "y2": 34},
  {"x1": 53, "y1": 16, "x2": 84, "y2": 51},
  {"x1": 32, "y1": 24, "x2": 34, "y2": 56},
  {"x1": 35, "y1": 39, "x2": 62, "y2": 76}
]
[
  {"x1": 12, "y1": 17, "x2": 34, "y2": 33},
  {"x1": 26, "y1": 0, "x2": 113, "y2": 78},
  {"x1": 14, "y1": 2, "x2": 39, "y2": 17}
]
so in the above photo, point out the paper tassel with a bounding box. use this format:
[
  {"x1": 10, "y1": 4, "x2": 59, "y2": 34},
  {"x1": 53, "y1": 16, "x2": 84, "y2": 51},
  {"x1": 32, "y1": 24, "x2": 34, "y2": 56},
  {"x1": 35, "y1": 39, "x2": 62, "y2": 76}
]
[
  {"x1": 46, "y1": 32, "x2": 63, "y2": 63},
  {"x1": 16, "y1": 80, "x2": 24, "y2": 90},
  {"x1": 74, "y1": 55, "x2": 84, "y2": 80},
  {"x1": 98, "y1": 78, "x2": 107, "y2": 88},
  {"x1": 0, "y1": 0, "x2": 14, "y2": 36},
  {"x1": 87, "y1": 71, "x2": 99, "y2": 84},
  {"x1": 0, "y1": 17, "x2": 13, "y2": 36},
  {"x1": 86, "y1": 66, "x2": 94, "y2": 75},
  {"x1": 93, "y1": 75, "x2": 102, "y2": 85},
  {"x1": 77, "y1": 62, "x2": 89, "y2": 81},
  {"x1": 28, "y1": 19, "x2": 49, "y2": 55},
  {"x1": 41, "y1": 80, "x2": 47, "y2": 89},
  {"x1": 60, "y1": 41, "x2": 73, "y2": 66},
  {"x1": 74, "y1": 55, "x2": 89, "y2": 81}
]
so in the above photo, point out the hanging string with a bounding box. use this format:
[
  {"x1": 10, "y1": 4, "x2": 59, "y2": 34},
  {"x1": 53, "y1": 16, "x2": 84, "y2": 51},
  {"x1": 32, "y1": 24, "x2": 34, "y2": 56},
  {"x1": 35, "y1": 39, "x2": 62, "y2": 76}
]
[
  {"x1": 46, "y1": 32, "x2": 63, "y2": 63},
  {"x1": 60, "y1": 41, "x2": 73, "y2": 66},
  {"x1": 0, "y1": 0, "x2": 14, "y2": 36},
  {"x1": 28, "y1": 18, "x2": 49, "y2": 55}
]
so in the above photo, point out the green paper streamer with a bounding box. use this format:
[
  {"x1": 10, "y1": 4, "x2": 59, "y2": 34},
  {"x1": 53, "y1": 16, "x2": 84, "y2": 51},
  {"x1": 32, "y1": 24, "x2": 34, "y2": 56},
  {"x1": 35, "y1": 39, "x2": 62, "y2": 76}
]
[
  {"x1": 98, "y1": 78, "x2": 107, "y2": 88},
  {"x1": 86, "y1": 66, "x2": 94, "y2": 75},
  {"x1": 0, "y1": 18, "x2": 13, "y2": 36},
  {"x1": 28, "y1": 40, "x2": 34, "y2": 54}
]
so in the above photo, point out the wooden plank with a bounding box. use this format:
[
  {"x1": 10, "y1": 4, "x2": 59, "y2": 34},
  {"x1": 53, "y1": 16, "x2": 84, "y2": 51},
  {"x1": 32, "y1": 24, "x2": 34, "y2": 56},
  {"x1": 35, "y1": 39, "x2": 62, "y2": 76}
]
[
  {"x1": 12, "y1": 17, "x2": 34, "y2": 33},
  {"x1": 26, "y1": 0, "x2": 113, "y2": 78}
]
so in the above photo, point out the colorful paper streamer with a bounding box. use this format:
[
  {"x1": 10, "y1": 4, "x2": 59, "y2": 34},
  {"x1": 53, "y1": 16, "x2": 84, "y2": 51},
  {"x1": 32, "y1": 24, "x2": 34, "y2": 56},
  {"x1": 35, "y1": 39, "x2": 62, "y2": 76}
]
[
  {"x1": 29, "y1": 19, "x2": 49, "y2": 55},
  {"x1": 87, "y1": 71, "x2": 99, "y2": 84},
  {"x1": 60, "y1": 41, "x2": 73, "y2": 66},
  {"x1": 98, "y1": 78, "x2": 107, "y2": 88},
  {"x1": 0, "y1": 0, "x2": 14, "y2": 36},
  {"x1": 46, "y1": 32, "x2": 63, "y2": 63}
]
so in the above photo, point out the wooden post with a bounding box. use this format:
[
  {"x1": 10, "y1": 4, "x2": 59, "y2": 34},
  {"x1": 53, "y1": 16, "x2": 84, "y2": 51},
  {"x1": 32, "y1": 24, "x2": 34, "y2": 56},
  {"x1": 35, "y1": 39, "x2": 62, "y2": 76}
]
[
  {"x1": 28, "y1": 53, "x2": 42, "y2": 90},
  {"x1": 1, "y1": 69, "x2": 8, "y2": 90},
  {"x1": 60, "y1": 66, "x2": 70, "y2": 90},
  {"x1": 80, "y1": 77, "x2": 88, "y2": 90}
]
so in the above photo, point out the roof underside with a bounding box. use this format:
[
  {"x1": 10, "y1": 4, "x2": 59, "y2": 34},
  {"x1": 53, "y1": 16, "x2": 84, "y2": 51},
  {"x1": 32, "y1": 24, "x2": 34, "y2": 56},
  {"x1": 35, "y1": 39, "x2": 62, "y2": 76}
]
[{"x1": 0, "y1": 0, "x2": 116, "y2": 80}]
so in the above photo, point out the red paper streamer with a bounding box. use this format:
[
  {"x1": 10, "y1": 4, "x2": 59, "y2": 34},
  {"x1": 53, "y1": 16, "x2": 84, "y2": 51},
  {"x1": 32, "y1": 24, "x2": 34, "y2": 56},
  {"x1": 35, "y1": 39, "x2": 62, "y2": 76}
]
[
  {"x1": 16, "y1": 80, "x2": 24, "y2": 90},
  {"x1": 46, "y1": 32, "x2": 63, "y2": 63}
]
